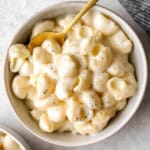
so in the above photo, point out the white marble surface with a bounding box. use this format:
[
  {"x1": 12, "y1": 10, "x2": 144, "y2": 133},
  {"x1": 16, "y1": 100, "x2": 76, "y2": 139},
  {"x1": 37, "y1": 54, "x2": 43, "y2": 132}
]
[{"x1": 0, "y1": 0, "x2": 150, "y2": 150}]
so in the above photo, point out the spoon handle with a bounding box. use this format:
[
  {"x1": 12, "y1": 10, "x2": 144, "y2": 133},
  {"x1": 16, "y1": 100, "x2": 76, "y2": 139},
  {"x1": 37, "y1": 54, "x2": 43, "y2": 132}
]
[{"x1": 63, "y1": 0, "x2": 99, "y2": 34}]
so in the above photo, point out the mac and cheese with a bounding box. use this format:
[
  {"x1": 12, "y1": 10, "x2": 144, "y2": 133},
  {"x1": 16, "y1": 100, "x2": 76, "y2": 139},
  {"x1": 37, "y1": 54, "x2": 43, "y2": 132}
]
[
  {"x1": 9, "y1": 11, "x2": 137, "y2": 135},
  {"x1": 0, "y1": 132, "x2": 22, "y2": 150}
]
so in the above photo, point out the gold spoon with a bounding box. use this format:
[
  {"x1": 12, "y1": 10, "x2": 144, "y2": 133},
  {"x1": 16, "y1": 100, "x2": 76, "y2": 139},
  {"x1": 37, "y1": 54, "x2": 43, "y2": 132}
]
[{"x1": 29, "y1": 0, "x2": 99, "y2": 51}]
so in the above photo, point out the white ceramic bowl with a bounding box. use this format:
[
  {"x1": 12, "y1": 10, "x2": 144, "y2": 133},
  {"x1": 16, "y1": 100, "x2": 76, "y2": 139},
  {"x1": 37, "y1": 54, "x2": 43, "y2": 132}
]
[
  {"x1": 3, "y1": 1, "x2": 148, "y2": 147},
  {"x1": 0, "y1": 125, "x2": 31, "y2": 150}
]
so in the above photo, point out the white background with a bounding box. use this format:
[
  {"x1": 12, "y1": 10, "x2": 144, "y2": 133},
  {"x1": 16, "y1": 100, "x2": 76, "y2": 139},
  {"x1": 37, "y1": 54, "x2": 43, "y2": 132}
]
[{"x1": 0, "y1": 0, "x2": 150, "y2": 150}]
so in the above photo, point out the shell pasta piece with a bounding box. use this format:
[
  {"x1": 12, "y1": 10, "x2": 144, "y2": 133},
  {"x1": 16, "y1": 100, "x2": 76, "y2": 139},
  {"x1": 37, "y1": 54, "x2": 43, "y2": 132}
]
[
  {"x1": 47, "y1": 104, "x2": 66, "y2": 122},
  {"x1": 33, "y1": 95, "x2": 60, "y2": 111},
  {"x1": 80, "y1": 90, "x2": 102, "y2": 110},
  {"x1": 107, "y1": 54, "x2": 134, "y2": 76},
  {"x1": 93, "y1": 13, "x2": 119, "y2": 36},
  {"x1": 55, "y1": 54, "x2": 78, "y2": 78},
  {"x1": 19, "y1": 60, "x2": 33, "y2": 76},
  {"x1": 93, "y1": 72, "x2": 110, "y2": 92},
  {"x1": 31, "y1": 20, "x2": 55, "y2": 38},
  {"x1": 30, "y1": 109, "x2": 44, "y2": 121},
  {"x1": 55, "y1": 78, "x2": 75, "y2": 100},
  {"x1": 42, "y1": 39, "x2": 61, "y2": 55},
  {"x1": 36, "y1": 74, "x2": 55, "y2": 99},
  {"x1": 89, "y1": 44, "x2": 112, "y2": 72},
  {"x1": 39, "y1": 114, "x2": 62, "y2": 133},
  {"x1": 12, "y1": 75, "x2": 30, "y2": 99},
  {"x1": 74, "y1": 69, "x2": 92, "y2": 92},
  {"x1": 9, "y1": 44, "x2": 30, "y2": 72},
  {"x1": 102, "y1": 92, "x2": 116, "y2": 108},
  {"x1": 107, "y1": 73, "x2": 137, "y2": 100},
  {"x1": 66, "y1": 97, "x2": 93, "y2": 122},
  {"x1": 82, "y1": 11, "x2": 119, "y2": 36},
  {"x1": 74, "y1": 25, "x2": 94, "y2": 39},
  {"x1": 108, "y1": 30, "x2": 132, "y2": 54}
]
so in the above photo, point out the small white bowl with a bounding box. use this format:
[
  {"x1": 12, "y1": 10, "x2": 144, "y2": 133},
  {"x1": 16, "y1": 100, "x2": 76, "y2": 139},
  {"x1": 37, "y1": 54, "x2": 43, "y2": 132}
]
[
  {"x1": 3, "y1": 1, "x2": 148, "y2": 147},
  {"x1": 0, "y1": 125, "x2": 31, "y2": 150}
]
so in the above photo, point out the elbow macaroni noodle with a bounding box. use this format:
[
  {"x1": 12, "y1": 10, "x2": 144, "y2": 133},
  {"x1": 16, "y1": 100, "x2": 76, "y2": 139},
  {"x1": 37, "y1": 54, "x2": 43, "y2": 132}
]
[{"x1": 9, "y1": 11, "x2": 137, "y2": 135}]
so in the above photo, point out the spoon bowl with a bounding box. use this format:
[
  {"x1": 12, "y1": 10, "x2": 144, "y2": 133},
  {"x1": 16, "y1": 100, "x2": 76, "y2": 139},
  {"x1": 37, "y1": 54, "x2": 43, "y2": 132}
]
[{"x1": 29, "y1": 32, "x2": 65, "y2": 51}]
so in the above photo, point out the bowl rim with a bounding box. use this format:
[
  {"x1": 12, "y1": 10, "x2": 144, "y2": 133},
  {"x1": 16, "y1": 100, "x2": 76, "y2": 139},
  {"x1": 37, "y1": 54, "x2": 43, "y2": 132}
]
[
  {"x1": 0, "y1": 125, "x2": 31, "y2": 150},
  {"x1": 3, "y1": 1, "x2": 148, "y2": 147}
]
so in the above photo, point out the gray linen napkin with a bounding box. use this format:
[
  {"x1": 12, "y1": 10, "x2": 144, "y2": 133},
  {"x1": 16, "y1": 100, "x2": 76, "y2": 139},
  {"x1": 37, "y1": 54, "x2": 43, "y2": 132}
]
[{"x1": 119, "y1": 0, "x2": 150, "y2": 35}]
